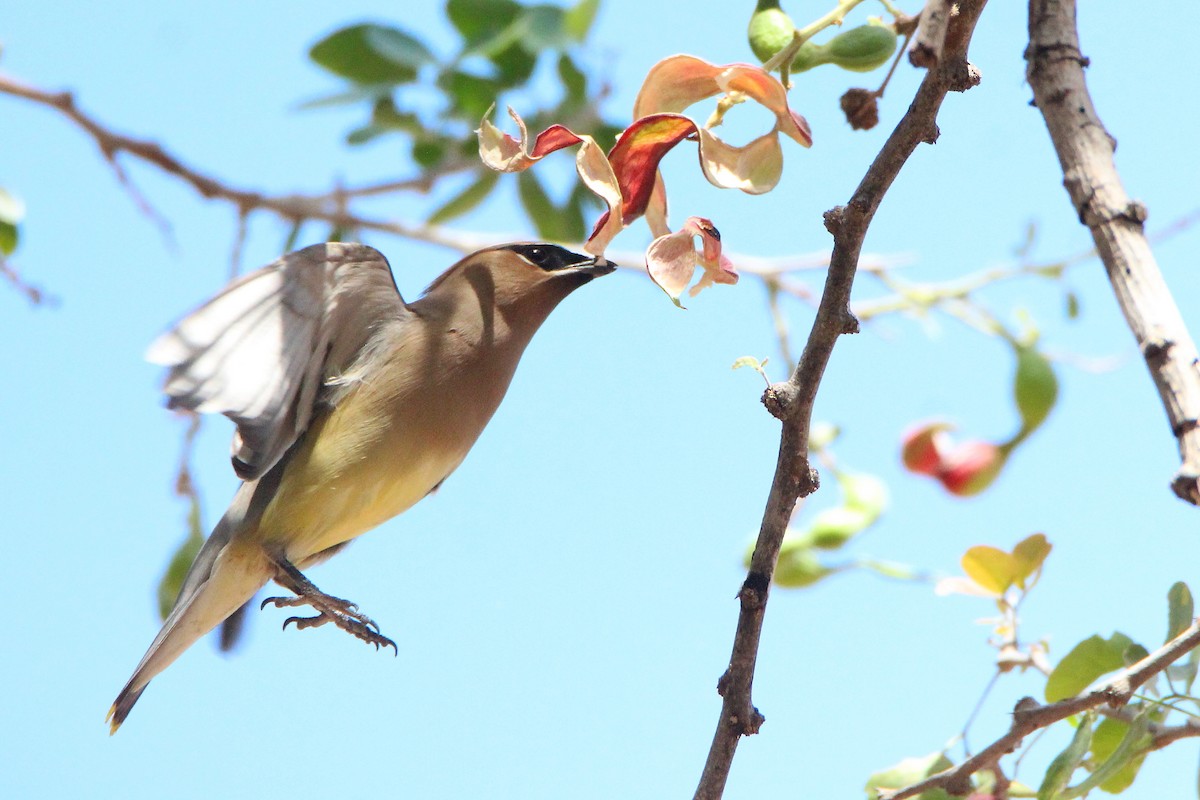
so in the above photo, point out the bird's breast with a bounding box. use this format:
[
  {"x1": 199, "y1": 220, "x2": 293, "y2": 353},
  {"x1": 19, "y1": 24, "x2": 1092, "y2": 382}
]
[{"x1": 254, "y1": 343, "x2": 513, "y2": 561}]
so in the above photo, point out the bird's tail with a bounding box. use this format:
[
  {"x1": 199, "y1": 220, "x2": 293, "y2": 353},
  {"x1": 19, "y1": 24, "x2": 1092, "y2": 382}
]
[{"x1": 107, "y1": 508, "x2": 273, "y2": 734}]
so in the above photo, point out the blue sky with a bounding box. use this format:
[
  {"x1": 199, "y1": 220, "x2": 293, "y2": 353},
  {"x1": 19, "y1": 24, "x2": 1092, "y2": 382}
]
[{"x1": 1, "y1": 1, "x2": 1197, "y2": 798}]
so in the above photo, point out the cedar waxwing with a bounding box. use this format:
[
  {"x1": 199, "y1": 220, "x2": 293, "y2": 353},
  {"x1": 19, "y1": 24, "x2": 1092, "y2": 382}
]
[{"x1": 108, "y1": 241, "x2": 615, "y2": 733}]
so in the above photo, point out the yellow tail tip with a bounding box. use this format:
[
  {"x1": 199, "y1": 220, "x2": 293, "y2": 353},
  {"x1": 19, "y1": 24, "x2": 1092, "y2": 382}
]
[{"x1": 105, "y1": 704, "x2": 122, "y2": 736}]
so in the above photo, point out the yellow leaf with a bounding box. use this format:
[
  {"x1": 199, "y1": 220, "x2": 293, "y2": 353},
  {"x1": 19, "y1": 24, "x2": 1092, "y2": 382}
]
[
  {"x1": 961, "y1": 545, "x2": 1017, "y2": 595},
  {"x1": 1011, "y1": 533, "x2": 1052, "y2": 588}
]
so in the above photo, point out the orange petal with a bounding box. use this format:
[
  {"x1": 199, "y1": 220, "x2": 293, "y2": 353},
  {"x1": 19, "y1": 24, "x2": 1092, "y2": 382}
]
[
  {"x1": 632, "y1": 55, "x2": 725, "y2": 117},
  {"x1": 695, "y1": 128, "x2": 785, "y2": 194}
]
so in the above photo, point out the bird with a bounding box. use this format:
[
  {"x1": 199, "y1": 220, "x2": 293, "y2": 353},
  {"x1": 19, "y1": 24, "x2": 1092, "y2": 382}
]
[{"x1": 108, "y1": 241, "x2": 615, "y2": 733}]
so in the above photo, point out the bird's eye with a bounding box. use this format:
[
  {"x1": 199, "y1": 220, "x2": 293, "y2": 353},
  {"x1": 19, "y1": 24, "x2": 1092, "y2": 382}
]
[{"x1": 526, "y1": 247, "x2": 549, "y2": 265}]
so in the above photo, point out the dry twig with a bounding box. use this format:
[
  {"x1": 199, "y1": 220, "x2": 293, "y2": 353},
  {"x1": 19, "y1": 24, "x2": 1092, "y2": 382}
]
[
  {"x1": 1026, "y1": 0, "x2": 1200, "y2": 504},
  {"x1": 692, "y1": 1, "x2": 990, "y2": 797}
]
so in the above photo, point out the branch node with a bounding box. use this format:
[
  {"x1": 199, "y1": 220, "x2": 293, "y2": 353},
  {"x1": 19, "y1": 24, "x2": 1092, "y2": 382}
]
[{"x1": 762, "y1": 383, "x2": 792, "y2": 420}]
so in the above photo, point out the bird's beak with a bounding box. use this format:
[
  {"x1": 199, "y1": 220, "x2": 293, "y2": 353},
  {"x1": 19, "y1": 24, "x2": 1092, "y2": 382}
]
[{"x1": 572, "y1": 256, "x2": 618, "y2": 277}]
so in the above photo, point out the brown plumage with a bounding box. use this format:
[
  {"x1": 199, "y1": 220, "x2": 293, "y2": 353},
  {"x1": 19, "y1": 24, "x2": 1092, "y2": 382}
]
[{"x1": 108, "y1": 241, "x2": 614, "y2": 733}]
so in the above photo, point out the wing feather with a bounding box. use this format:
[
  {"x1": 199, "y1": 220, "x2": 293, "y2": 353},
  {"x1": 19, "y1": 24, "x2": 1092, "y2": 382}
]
[{"x1": 148, "y1": 242, "x2": 406, "y2": 480}]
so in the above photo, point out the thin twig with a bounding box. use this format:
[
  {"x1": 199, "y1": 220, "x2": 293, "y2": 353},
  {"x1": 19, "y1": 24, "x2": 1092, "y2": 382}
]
[
  {"x1": 1026, "y1": 0, "x2": 1200, "y2": 504},
  {"x1": 876, "y1": 618, "x2": 1200, "y2": 799},
  {"x1": 692, "y1": 2, "x2": 990, "y2": 797},
  {"x1": 0, "y1": 72, "x2": 477, "y2": 248},
  {"x1": 0, "y1": 252, "x2": 53, "y2": 305}
]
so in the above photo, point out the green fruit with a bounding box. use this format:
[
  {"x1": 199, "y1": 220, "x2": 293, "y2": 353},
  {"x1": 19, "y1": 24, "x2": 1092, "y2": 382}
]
[
  {"x1": 788, "y1": 40, "x2": 824, "y2": 73},
  {"x1": 748, "y1": 0, "x2": 796, "y2": 63},
  {"x1": 825, "y1": 24, "x2": 898, "y2": 72}
]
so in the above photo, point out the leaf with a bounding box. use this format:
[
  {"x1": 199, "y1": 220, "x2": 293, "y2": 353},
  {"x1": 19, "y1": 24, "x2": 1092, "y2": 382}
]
[
  {"x1": 1045, "y1": 632, "x2": 1135, "y2": 702},
  {"x1": 731, "y1": 356, "x2": 763, "y2": 371},
  {"x1": 1167, "y1": 581, "x2": 1194, "y2": 643},
  {"x1": 774, "y1": 545, "x2": 833, "y2": 588},
  {"x1": 557, "y1": 53, "x2": 587, "y2": 103},
  {"x1": 428, "y1": 171, "x2": 499, "y2": 225},
  {"x1": 865, "y1": 751, "x2": 954, "y2": 799},
  {"x1": 1011, "y1": 533, "x2": 1052, "y2": 589},
  {"x1": 519, "y1": 5, "x2": 569, "y2": 52},
  {"x1": 310, "y1": 24, "x2": 433, "y2": 85},
  {"x1": 1038, "y1": 711, "x2": 1094, "y2": 800},
  {"x1": 0, "y1": 220, "x2": 17, "y2": 256},
  {"x1": 1065, "y1": 290, "x2": 1080, "y2": 320},
  {"x1": 439, "y1": 69, "x2": 504, "y2": 121},
  {"x1": 808, "y1": 506, "x2": 874, "y2": 550},
  {"x1": 412, "y1": 138, "x2": 448, "y2": 169},
  {"x1": 1085, "y1": 715, "x2": 1151, "y2": 795},
  {"x1": 839, "y1": 472, "x2": 888, "y2": 522},
  {"x1": 961, "y1": 545, "x2": 1018, "y2": 596},
  {"x1": 156, "y1": 501, "x2": 204, "y2": 621},
  {"x1": 447, "y1": 0, "x2": 522, "y2": 45},
  {"x1": 1014, "y1": 346, "x2": 1059, "y2": 433},
  {"x1": 564, "y1": 0, "x2": 600, "y2": 40},
  {"x1": 490, "y1": 40, "x2": 538, "y2": 86},
  {"x1": 517, "y1": 171, "x2": 573, "y2": 242}
]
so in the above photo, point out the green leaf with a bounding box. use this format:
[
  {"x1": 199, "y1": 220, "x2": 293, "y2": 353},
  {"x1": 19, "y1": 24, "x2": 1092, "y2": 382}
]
[
  {"x1": 1038, "y1": 711, "x2": 1094, "y2": 800},
  {"x1": 447, "y1": 0, "x2": 522, "y2": 45},
  {"x1": 439, "y1": 69, "x2": 504, "y2": 121},
  {"x1": 156, "y1": 501, "x2": 204, "y2": 621},
  {"x1": 517, "y1": 171, "x2": 580, "y2": 242},
  {"x1": 731, "y1": 356, "x2": 763, "y2": 371},
  {"x1": 808, "y1": 505, "x2": 873, "y2": 549},
  {"x1": 310, "y1": 24, "x2": 433, "y2": 84},
  {"x1": 1167, "y1": 581, "x2": 1194, "y2": 643},
  {"x1": 1012, "y1": 533, "x2": 1052, "y2": 589},
  {"x1": 564, "y1": 0, "x2": 600, "y2": 40},
  {"x1": 412, "y1": 137, "x2": 448, "y2": 169},
  {"x1": 520, "y1": 5, "x2": 569, "y2": 52},
  {"x1": 839, "y1": 472, "x2": 888, "y2": 522},
  {"x1": 1045, "y1": 633, "x2": 1135, "y2": 702},
  {"x1": 807, "y1": 421, "x2": 840, "y2": 451},
  {"x1": 865, "y1": 751, "x2": 954, "y2": 799},
  {"x1": 1065, "y1": 291, "x2": 1080, "y2": 320},
  {"x1": 1014, "y1": 346, "x2": 1059, "y2": 433},
  {"x1": 1123, "y1": 642, "x2": 1150, "y2": 667},
  {"x1": 557, "y1": 53, "x2": 587, "y2": 103},
  {"x1": 774, "y1": 544, "x2": 833, "y2": 588},
  {"x1": 1086, "y1": 715, "x2": 1151, "y2": 795},
  {"x1": 0, "y1": 220, "x2": 17, "y2": 256},
  {"x1": 428, "y1": 171, "x2": 499, "y2": 225},
  {"x1": 962, "y1": 545, "x2": 1018, "y2": 596},
  {"x1": 490, "y1": 41, "x2": 538, "y2": 86}
]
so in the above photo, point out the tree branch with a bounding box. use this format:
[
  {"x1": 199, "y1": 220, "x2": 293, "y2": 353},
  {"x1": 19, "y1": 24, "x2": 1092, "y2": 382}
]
[
  {"x1": 1025, "y1": 0, "x2": 1200, "y2": 505},
  {"x1": 0, "y1": 71, "x2": 478, "y2": 248},
  {"x1": 692, "y1": 3, "x2": 989, "y2": 797},
  {"x1": 876, "y1": 617, "x2": 1200, "y2": 799}
]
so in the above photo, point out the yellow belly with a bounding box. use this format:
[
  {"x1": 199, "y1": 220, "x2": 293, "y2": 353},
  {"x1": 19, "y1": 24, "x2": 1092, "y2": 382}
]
[{"x1": 253, "y1": 379, "x2": 473, "y2": 561}]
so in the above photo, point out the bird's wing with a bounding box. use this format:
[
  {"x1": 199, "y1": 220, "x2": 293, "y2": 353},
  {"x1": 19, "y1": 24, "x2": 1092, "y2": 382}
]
[{"x1": 147, "y1": 242, "x2": 406, "y2": 480}]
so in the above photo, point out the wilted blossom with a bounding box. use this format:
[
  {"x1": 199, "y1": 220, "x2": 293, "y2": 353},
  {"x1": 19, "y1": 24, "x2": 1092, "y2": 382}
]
[
  {"x1": 901, "y1": 422, "x2": 1007, "y2": 497},
  {"x1": 476, "y1": 54, "x2": 811, "y2": 303}
]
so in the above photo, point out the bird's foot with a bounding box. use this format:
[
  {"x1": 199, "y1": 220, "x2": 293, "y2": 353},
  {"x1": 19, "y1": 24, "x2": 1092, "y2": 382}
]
[
  {"x1": 261, "y1": 593, "x2": 398, "y2": 652},
  {"x1": 263, "y1": 556, "x2": 398, "y2": 654}
]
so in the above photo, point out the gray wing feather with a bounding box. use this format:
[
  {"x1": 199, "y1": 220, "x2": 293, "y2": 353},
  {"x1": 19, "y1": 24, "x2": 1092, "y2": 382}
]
[{"x1": 147, "y1": 242, "x2": 405, "y2": 480}]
